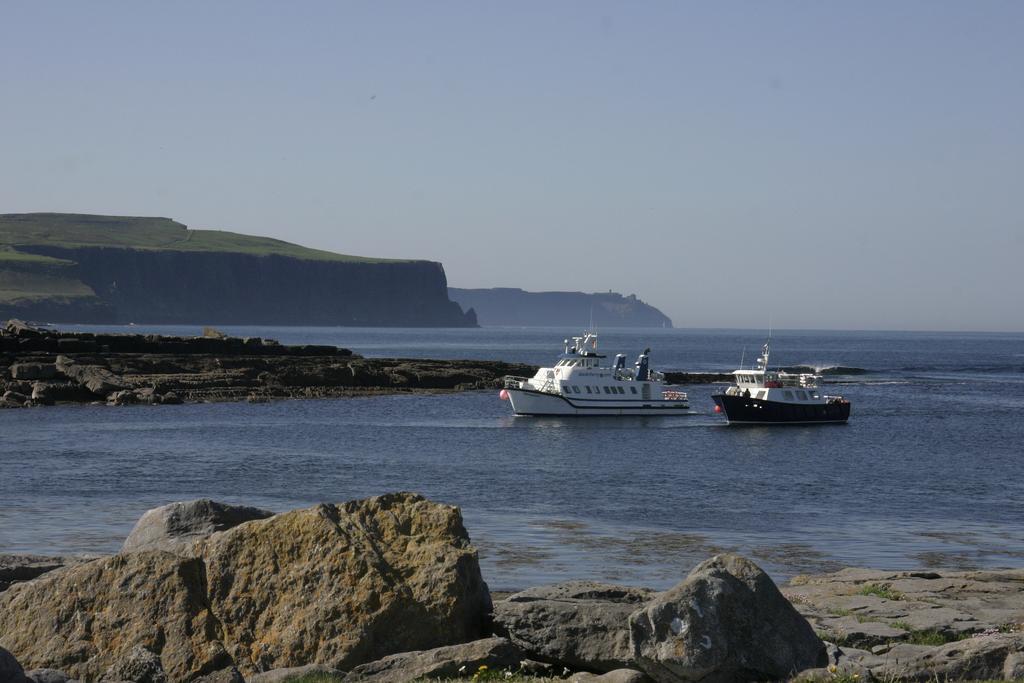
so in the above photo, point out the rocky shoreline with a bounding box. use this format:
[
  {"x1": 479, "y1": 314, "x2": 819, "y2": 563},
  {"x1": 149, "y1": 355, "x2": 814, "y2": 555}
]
[
  {"x1": 0, "y1": 320, "x2": 729, "y2": 409},
  {"x1": 1, "y1": 493, "x2": 1022, "y2": 683},
  {"x1": 0, "y1": 320, "x2": 538, "y2": 408}
]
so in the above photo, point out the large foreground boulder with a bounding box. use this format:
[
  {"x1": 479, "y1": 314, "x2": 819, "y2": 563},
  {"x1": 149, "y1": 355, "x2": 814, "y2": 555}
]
[
  {"x1": 493, "y1": 582, "x2": 654, "y2": 673},
  {"x1": 0, "y1": 552, "x2": 228, "y2": 681},
  {"x1": 200, "y1": 493, "x2": 491, "y2": 673},
  {"x1": 629, "y1": 554, "x2": 826, "y2": 683},
  {"x1": 121, "y1": 499, "x2": 275, "y2": 555},
  {"x1": 0, "y1": 493, "x2": 491, "y2": 680}
]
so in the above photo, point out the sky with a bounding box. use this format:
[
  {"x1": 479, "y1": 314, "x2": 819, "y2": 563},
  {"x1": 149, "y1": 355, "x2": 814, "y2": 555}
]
[{"x1": 1, "y1": 2, "x2": 1022, "y2": 331}]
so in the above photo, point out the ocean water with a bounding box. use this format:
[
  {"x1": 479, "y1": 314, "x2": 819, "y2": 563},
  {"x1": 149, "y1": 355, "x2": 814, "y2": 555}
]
[{"x1": 2, "y1": 326, "x2": 1023, "y2": 591}]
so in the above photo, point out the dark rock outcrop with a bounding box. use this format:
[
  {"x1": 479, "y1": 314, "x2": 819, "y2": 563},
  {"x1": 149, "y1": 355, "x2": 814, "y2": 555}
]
[
  {"x1": 629, "y1": 554, "x2": 826, "y2": 683},
  {"x1": 0, "y1": 321, "x2": 536, "y2": 408},
  {"x1": 569, "y1": 670, "x2": 650, "y2": 683}
]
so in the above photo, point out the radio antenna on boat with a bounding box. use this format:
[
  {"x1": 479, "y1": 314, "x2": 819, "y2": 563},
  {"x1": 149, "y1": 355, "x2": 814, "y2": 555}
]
[
  {"x1": 739, "y1": 346, "x2": 746, "y2": 370},
  {"x1": 757, "y1": 317, "x2": 772, "y2": 373}
]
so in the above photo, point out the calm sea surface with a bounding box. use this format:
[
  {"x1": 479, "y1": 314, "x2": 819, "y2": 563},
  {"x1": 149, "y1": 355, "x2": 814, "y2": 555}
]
[{"x1": 3, "y1": 326, "x2": 1023, "y2": 590}]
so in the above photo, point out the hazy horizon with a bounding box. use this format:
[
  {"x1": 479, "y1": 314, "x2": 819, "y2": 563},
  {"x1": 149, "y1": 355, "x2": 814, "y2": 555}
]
[{"x1": 2, "y1": 2, "x2": 1022, "y2": 332}]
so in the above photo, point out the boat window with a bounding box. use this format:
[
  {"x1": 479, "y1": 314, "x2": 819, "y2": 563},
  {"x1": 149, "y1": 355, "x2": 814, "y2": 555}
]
[
  {"x1": 603, "y1": 386, "x2": 611, "y2": 394},
  {"x1": 630, "y1": 386, "x2": 637, "y2": 394},
  {"x1": 797, "y1": 390, "x2": 808, "y2": 400},
  {"x1": 784, "y1": 390, "x2": 794, "y2": 400},
  {"x1": 572, "y1": 386, "x2": 580, "y2": 393},
  {"x1": 616, "y1": 386, "x2": 624, "y2": 394},
  {"x1": 585, "y1": 386, "x2": 592, "y2": 393},
  {"x1": 562, "y1": 383, "x2": 571, "y2": 392}
]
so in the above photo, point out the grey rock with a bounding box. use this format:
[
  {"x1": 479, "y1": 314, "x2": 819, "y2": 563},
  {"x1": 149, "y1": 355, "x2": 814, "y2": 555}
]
[
  {"x1": 30, "y1": 383, "x2": 54, "y2": 405},
  {"x1": 493, "y1": 581, "x2": 654, "y2": 673},
  {"x1": 870, "y1": 633, "x2": 1024, "y2": 682},
  {"x1": 193, "y1": 667, "x2": 245, "y2": 683},
  {"x1": 570, "y1": 669, "x2": 651, "y2": 683},
  {"x1": 816, "y1": 615, "x2": 907, "y2": 648},
  {"x1": 25, "y1": 670, "x2": 78, "y2": 683},
  {"x1": 10, "y1": 363, "x2": 58, "y2": 381},
  {"x1": 0, "y1": 554, "x2": 68, "y2": 592},
  {"x1": 785, "y1": 567, "x2": 1024, "y2": 641},
  {"x1": 797, "y1": 643, "x2": 881, "y2": 681},
  {"x1": 100, "y1": 645, "x2": 166, "y2": 683},
  {"x1": 2, "y1": 390, "x2": 29, "y2": 405},
  {"x1": 249, "y1": 664, "x2": 344, "y2": 682},
  {"x1": 342, "y1": 637, "x2": 525, "y2": 682},
  {"x1": 4, "y1": 319, "x2": 42, "y2": 337},
  {"x1": 107, "y1": 390, "x2": 138, "y2": 406},
  {"x1": 1, "y1": 645, "x2": 29, "y2": 683},
  {"x1": 121, "y1": 499, "x2": 274, "y2": 555},
  {"x1": 1004, "y1": 651, "x2": 1024, "y2": 680},
  {"x1": 55, "y1": 356, "x2": 126, "y2": 396},
  {"x1": 629, "y1": 553, "x2": 826, "y2": 683}
]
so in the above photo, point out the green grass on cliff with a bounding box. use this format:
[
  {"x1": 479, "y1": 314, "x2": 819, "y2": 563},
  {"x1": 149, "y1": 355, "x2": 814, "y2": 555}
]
[
  {"x1": 0, "y1": 245, "x2": 70, "y2": 265},
  {"x1": 0, "y1": 250, "x2": 96, "y2": 303},
  {"x1": 0, "y1": 213, "x2": 409, "y2": 263}
]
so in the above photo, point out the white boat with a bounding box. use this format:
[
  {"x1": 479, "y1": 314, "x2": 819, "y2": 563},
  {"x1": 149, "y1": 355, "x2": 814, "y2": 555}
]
[{"x1": 501, "y1": 331, "x2": 689, "y2": 416}]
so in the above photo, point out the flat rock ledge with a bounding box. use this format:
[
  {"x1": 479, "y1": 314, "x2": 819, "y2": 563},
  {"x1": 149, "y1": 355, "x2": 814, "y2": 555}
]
[
  {"x1": 2, "y1": 496, "x2": 1024, "y2": 682},
  {"x1": 0, "y1": 320, "x2": 536, "y2": 408}
]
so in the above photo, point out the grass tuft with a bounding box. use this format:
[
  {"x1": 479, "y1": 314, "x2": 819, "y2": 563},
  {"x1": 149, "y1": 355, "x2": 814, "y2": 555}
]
[{"x1": 857, "y1": 583, "x2": 904, "y2": 601}]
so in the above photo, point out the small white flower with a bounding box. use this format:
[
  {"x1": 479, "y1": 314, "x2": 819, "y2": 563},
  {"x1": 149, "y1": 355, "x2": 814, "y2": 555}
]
[
  {"x1": 504, "y1": 672, "x2": 513, "y2": 679},
  {"x1": 459, "y1": 665, "x2": 467, "y2": 674}
]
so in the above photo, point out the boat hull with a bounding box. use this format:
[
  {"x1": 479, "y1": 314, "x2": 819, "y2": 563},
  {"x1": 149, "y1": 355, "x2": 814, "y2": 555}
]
[
  {"x1": 508, "y1": 388, "x2": 690, "y2": 416},
  {"x1": 712, "y1": 394, "x2": 850, "y2": 424}
]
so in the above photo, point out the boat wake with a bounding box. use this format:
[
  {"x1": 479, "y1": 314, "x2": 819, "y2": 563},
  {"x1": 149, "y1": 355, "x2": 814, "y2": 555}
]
[{"x1": 779, "y1": 365, "x2": 870, "y2": 376}]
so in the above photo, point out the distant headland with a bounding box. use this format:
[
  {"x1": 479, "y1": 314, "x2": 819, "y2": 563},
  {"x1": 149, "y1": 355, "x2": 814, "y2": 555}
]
[
  {"x1": 448, "y1": 287, "x2": 673, "y2": 328},
  {"x1": 0, "y1": 213, "x2": 476, "y2": 327}
]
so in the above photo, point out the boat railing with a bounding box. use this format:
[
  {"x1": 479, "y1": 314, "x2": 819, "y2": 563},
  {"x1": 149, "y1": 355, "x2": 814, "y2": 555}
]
[
  {"x1": 765, "y1": 373, "x2": 821, "y2": 389},
  {"x1": 503, "y1": 375, "x2": 560, "y2": 394},
  {"x1": 503, "y1": 376, "x2": 528, "y2": 389}
]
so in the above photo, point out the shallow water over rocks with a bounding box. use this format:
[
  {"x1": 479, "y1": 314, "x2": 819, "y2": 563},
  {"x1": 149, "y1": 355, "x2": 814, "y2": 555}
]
[{"x1": 2, "y1": 327, "x2": 1023, "y2": 590}]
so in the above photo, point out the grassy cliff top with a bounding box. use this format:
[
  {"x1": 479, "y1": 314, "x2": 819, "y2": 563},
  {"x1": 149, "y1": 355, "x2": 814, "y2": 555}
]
[{"x1": 0, "y1": 213, "x2": 409, "y2": 263}]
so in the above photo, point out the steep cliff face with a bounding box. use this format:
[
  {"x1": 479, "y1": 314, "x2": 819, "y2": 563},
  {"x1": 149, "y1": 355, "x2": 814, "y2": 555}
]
[
  {"x1": 7, "y1": 246, "x2": 475, "y2": 326},
  {"x1": 448, "y1": 288, "x2": 672, "y2": 328}
]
